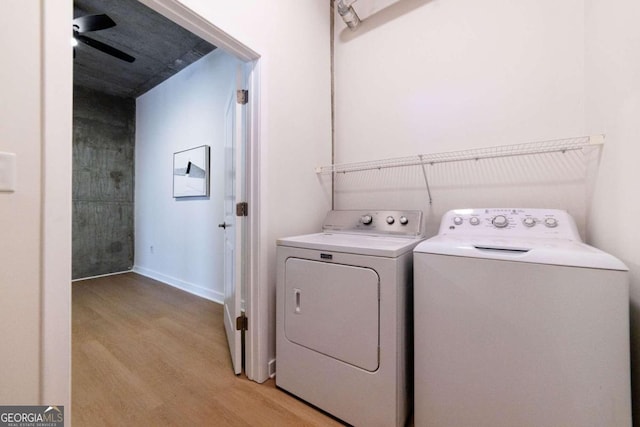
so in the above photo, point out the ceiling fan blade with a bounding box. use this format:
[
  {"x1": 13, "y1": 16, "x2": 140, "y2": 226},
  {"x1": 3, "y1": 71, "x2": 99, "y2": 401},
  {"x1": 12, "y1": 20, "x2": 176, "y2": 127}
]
[
  {"x1": 73, "y1": 14, "x2": 116, "y2": 33},
  {"x1": 75, "y1": 34, "x2": 136, "y2": 63}
]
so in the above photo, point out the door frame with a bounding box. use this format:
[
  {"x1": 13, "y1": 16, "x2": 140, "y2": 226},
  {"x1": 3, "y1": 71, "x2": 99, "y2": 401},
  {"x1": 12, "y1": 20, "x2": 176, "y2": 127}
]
[
  {"x1": 41, "y1": 0, "x2": 74, "y2": 408},
  {"x1": 41, "y1": 1, "x2": 266, "y2": 411}
]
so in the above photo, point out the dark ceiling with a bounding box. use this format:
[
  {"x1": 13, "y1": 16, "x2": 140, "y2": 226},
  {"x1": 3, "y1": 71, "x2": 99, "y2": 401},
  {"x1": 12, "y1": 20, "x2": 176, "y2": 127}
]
[{"x1": 73, "y1": 0, "x2": 216, "y2": 98}]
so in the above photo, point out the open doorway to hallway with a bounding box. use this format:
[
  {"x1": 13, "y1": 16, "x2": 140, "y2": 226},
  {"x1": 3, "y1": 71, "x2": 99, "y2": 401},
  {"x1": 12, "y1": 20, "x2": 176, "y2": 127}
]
[{"x1": 71, "y1": 0, "x2": 260, "y2": 417}]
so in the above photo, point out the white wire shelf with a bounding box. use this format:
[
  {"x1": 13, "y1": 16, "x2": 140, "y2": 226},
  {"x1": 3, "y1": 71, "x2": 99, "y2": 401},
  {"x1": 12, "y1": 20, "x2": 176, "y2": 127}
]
[{"x1": 315, "y1": 135, "x2": 604, "y2": 175}]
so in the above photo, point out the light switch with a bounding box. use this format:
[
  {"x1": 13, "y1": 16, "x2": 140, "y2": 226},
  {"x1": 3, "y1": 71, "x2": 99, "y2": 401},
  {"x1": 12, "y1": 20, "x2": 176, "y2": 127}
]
[{"x1": 0, "y1": 152, "x2": 16, "y2": 192}]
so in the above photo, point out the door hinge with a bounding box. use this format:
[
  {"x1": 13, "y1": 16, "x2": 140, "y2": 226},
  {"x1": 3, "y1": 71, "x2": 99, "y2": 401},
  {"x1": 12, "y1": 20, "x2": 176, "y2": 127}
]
[
  {"x1": 237, "y1": 89, "x2": 249, "y2": 105},
  {"x1": 236, "y1": 313, "x2": 248, "y2": 331},
  {"x1": 236, "y1": 202, "x2": 248, "y2": 217}
]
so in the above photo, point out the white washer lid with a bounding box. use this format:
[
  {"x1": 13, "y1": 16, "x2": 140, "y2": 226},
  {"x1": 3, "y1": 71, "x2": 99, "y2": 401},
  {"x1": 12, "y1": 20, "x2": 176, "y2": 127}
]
[
  {"x1": 414, "y1": 235, "x2": 628, "y2": 271},
  {"x1": 278, "y1": 232, "x2": 424, "y2": 257}
]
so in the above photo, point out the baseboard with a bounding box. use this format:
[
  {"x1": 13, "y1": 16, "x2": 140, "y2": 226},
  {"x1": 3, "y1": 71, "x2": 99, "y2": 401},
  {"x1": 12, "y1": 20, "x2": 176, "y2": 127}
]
[
  {"x1": 132, "y1": 265, "x2": 224, "y2": 304},
  {"x1": 72, "y1": 270, "x2": 132, "y2": 282}
]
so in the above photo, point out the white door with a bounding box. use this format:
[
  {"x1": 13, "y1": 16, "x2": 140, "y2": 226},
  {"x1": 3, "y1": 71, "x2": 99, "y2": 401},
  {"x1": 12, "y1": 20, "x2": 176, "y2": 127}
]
[{"x1": 222, "y1": 70, "x2": 247, "y2": 375}]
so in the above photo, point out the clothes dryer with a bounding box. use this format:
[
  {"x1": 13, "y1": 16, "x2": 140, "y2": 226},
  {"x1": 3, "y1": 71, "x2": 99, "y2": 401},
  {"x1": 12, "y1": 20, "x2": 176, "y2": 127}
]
[
  {"x1": 413, "y1": 208, "x2": 631, "y2": 427},
  {"x1": 276, "y1": 210, "x2": 424, "y2": 427}
]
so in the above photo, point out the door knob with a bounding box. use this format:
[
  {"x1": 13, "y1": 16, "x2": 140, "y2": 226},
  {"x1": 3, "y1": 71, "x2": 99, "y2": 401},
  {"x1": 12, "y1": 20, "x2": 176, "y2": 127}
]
[{"x1": 218, "y1": 222, "x2": 230, "y2": 229}]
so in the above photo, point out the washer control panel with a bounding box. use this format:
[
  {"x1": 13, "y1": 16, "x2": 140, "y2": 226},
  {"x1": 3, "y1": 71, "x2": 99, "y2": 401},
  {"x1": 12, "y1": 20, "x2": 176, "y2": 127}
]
[
  {"x1": 439, "y1": 208, "x2": 581, "y2": 240},
  {"x1": 323, "y1": 210, "x2": 423, "y2": 237}
]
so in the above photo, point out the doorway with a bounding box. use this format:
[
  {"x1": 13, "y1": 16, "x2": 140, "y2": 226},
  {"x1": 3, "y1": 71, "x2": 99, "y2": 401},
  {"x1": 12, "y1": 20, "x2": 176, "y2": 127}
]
[
  {"x1": 42, "y1": 0, "x2": 265, "y2": 412},
  {"x1": 47, "y1": 0, "x2": 263, "y2": 408},
  {"x1": 131, "y1": 2, "x2": 262, "y2": 382}
]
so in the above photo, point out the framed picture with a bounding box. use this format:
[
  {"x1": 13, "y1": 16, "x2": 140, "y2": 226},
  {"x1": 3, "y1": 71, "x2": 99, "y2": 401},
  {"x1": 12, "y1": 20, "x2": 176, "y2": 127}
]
[{"x1": 173, "y1": 145, "x2": 210, "y2": 198}]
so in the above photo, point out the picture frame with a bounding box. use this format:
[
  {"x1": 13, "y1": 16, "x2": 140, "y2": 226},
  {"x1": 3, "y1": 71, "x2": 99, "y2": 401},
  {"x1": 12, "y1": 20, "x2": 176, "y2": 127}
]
[{"x1": 173, "y1": 145, "x2": 210, "y2": 198}]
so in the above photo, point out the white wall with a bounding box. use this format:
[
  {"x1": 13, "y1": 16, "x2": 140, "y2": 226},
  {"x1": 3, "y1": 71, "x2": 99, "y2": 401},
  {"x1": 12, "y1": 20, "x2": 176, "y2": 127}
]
[
  {"x1": 135, "y1": 49, "x2": 239, "y2": 302},
  {"x1": 335, "y1": 0, "x2": 585, "y2": 161},
  {"x1": 0, "y1": 0, "x2": 42, "y2": 403},
  {"x1": 333, "y1": 0, "x2": 587, "y2": 236},
  {"x1": 585, "y1": 0, "x2": 640, "y2": 419}
]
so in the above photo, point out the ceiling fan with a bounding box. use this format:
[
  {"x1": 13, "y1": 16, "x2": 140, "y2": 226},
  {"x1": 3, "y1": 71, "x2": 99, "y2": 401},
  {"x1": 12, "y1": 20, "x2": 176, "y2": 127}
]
[{"x1": 73, "y1": 14, "x2": 135, "y2": 63}]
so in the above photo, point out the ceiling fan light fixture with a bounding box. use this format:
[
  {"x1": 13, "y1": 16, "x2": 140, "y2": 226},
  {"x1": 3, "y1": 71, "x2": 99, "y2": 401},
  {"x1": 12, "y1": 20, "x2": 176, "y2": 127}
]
[{"x1": 72, "y1": 13, "x2": 136, "y2": 63}]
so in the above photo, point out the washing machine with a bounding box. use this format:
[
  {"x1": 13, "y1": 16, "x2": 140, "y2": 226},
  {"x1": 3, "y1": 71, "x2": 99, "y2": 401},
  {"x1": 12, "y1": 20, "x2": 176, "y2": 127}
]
[
  {"x1": 413, "y1": 208, "x2": 631, "y2": 427},
  {"x1": 276, "y1": 210, "x2": 424, "y2": 427}
]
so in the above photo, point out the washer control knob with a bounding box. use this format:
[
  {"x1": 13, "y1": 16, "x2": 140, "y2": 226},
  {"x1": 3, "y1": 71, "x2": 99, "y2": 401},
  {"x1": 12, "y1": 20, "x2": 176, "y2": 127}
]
[
  {"x1": 386, "y1": 216, "x2": 395, "y2": 225},
  {"x1": 399, "y1": 216, "x2": 409, "y2": 225},
  {"x1": 492, "y1": 215, "x2": 509, "y2": 228},
  {"x1": 361, "y1": 215, "x2": 373, "y2": 225},
  {"x1": 544, "y1": 217, "x2": 558, "y2": 228},
  {"x1": 523, "y1": 217, "x2": 536, "y2": 227},
  {"x1": 453, "y1": 216, "x2": 463, "y2": 225},
  {"x1": 469, "y1": 217, "x2": 480, "y2": 226}
]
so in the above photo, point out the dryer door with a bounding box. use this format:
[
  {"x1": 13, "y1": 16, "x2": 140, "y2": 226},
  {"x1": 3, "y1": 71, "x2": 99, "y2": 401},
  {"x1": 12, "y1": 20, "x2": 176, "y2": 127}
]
[{"x1": 284, "y1": 257, "x2": 380, "y2": 371}]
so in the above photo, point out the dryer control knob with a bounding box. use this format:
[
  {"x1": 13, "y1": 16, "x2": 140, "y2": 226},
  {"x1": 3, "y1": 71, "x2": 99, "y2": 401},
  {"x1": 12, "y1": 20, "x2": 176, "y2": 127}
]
[
  {"x1": 453, "y1": 216, "x2": 463, "y2": 225},
  {"x1": 361, "y1": 215, "x2": 373, "y2": 225},
  {"x1": 386, "y1": 216, "x2": 395, "y2": 225},
  {"x1": 399, "y1": 216, "x2": 409, "y2": 225},
  {"x1": 544, "y1": 217, "x2": 558, "y2": 228},
  {"x1": 523, "y1": 217, "x2": 536, "y2": 227},
  {"x1": 469, "y1": 217, "x2": 480, "y2": 226},
  {"x1": 492, "y1": 215, "x2": 509, "y2": 228}
]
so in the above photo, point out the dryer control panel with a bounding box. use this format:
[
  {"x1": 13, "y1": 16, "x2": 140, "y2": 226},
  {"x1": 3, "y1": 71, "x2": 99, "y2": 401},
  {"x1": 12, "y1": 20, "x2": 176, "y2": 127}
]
[
  {"x1": 439, "y1": 208, "x2": 581, "y2": 241},
  {"x1": 322, "y1": 210, "x2": 423, "y2": 237}
]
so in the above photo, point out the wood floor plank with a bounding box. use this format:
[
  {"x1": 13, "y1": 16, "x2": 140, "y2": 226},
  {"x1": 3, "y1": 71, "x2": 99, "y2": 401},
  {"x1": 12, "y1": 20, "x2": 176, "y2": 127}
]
[{"x1": 72, "y1": 273, "x2": 343, "y2": 426}]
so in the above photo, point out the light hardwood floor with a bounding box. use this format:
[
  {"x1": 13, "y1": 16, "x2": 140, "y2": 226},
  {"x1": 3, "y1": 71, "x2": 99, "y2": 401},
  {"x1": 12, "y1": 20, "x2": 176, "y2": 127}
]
[{"x1": 72, "y1": 273, "x2": 343, "y2": 426}]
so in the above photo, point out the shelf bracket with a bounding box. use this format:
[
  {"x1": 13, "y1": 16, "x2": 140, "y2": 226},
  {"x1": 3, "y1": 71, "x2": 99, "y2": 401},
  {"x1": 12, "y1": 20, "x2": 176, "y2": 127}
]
[{"x1": 418, "y1": 155, "x2": 433, "y2": 205}]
